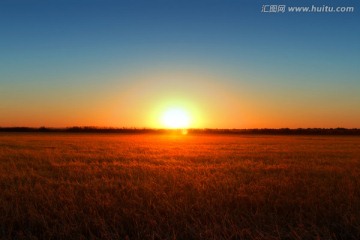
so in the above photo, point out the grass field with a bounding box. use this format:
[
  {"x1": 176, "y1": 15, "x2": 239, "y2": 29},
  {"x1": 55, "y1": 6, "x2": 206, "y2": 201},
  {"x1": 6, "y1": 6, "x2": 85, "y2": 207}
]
[{"x1": 0, "y1": 133, "x2": 360, "y2": 239}]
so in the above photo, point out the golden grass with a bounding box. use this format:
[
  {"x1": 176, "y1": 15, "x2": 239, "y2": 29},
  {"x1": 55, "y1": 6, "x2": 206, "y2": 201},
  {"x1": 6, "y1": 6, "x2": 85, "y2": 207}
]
[{"x1": 0, "y1": 133, "x2": 360, "y2": 239}]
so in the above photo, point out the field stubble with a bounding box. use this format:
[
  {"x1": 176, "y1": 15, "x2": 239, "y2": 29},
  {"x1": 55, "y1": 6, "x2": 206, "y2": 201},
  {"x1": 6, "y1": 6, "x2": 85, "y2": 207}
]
[{"x1": 0, "y1": 133, "x2": 360, "y2": 239}]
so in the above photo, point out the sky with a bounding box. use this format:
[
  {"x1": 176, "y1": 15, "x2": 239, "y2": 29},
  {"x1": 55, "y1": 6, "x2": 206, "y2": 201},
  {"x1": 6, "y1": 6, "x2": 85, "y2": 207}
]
[{"x1": 1, "y1": 0, "x2": 359, "y2": 128}]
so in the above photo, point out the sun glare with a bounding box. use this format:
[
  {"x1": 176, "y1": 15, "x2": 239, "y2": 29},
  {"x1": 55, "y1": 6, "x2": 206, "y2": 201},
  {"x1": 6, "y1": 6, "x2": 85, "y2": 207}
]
[{"x1": 161, "y1": 108, "x2": 190, "y2": 129}]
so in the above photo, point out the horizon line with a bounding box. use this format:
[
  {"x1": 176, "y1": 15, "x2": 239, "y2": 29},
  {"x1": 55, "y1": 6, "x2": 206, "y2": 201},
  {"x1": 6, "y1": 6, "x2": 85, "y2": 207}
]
[{"x1": 1, "y1": 126, "x2": 360, "y2": 135}]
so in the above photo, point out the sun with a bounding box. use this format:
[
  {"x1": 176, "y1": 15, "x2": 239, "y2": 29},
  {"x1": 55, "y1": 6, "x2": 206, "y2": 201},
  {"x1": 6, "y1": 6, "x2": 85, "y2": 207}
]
[{"x1": 161, "y1": 108, "x2": 190, "y2": 129}]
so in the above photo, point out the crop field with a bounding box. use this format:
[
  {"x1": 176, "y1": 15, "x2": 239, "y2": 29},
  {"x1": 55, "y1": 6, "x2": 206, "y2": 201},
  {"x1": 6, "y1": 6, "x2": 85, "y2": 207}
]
[{"x1": 0, "y1": 133, "x2": 360, "y2": 239}]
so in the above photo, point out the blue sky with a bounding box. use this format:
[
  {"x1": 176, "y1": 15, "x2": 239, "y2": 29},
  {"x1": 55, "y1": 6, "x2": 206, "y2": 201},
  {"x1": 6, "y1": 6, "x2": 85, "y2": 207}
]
[{"x1": 1, "y1": 0, "x2": 359, "y2": 128}]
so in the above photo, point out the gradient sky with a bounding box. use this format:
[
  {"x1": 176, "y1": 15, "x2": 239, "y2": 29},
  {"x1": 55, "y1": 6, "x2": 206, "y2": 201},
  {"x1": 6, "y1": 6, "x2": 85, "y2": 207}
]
[{"x1": 1, "y1": 0, "x2": 359, "y2": 128}]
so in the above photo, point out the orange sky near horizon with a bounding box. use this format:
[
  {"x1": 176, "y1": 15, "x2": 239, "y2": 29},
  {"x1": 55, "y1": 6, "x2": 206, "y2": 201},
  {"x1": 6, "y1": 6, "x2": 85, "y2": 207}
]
[{"x1": 2, "y1": 68, "x2": 359, "y2": 129}]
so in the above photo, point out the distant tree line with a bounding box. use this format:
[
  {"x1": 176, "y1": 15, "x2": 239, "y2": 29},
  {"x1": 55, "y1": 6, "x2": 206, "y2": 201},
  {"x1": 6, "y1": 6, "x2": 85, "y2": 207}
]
[
  {"x1": 191, "y1": 128, "x2": 360, "y2": 135},
  {"x1": 0, "y1": 127, "x2": 360, "y2": 135}
]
